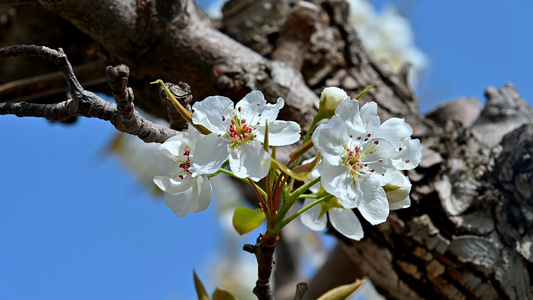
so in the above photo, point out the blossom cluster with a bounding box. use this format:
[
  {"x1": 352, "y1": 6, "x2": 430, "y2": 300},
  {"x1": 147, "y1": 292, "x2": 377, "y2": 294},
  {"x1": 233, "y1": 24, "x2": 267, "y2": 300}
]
[
  {"x1": 301, "y1": 88, "x2": 421, "y2": 240},
  {"x1": 152, "y1": 86, "x2": 420, "y2": 241}
]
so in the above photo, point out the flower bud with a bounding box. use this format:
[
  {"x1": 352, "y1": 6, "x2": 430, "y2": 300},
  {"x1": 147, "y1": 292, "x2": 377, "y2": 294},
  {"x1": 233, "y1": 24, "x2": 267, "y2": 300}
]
[
  {"x1": 383, "y1": 172, "x2": 411, "y2": 210},
  {"x1": 321, "y1": 87, "x2": 348, "y2": 109},
  {"x1": 317, "y1": 87, "x2": 348, "y2": 120}
]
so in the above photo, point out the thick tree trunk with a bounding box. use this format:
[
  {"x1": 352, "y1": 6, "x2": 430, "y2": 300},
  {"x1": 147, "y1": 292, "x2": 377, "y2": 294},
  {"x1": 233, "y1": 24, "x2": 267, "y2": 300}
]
[{"x1": 1, "y1": 0, "x2": 531, "y2": 299}]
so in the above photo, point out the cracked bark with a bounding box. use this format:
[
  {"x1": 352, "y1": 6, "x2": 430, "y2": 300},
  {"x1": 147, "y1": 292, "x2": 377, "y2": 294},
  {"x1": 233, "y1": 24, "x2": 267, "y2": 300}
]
[{"x1": 1, "y1": 0, "x2": 532, "y2": 299}]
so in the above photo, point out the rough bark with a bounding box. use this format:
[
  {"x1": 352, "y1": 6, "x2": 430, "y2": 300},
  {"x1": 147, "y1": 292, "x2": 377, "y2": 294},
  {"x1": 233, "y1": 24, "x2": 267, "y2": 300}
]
[{"x1": 1, "y1": 0, "x2": 532, "y2": 299}]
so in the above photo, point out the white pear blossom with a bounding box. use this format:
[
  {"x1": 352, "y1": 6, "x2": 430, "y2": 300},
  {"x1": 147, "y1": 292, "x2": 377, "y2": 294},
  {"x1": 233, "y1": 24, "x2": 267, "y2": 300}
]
[
  {"x1": 153, "y1": 126, "x2": 212, "y2": 218},
  {"x1": 191, "y1": 91, "x2": 301, "y2": 181},
  {"x1": 312, "y1": 98, "x2": 420, "y2": 225},
  {"x1": 312, "y1": 115, "x2": 395, "y2": 225}
]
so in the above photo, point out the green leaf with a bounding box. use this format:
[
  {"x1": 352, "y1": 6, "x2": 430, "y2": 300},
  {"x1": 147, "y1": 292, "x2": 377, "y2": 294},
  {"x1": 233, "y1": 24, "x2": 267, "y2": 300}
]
[
  {"x1": 317, "y1": 279, "x2": 364, "y2": 300},
  {"x1": 212, "y1": 288, "x2": 238, "y2": 300},
  {"x1": 232, "y1": 206, "x2": 266, "y2": 235},
  {"x1": 193, "y1": 271, "x2": 211, "y2": 300}
]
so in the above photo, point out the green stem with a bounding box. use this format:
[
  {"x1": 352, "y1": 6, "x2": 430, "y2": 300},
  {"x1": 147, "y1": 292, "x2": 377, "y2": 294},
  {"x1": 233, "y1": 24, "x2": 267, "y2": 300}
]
[
  {"x1": 290, "y1": 176, "x2": 321, "y2": 200},
  {"x1": 298, "y1": 194, "x2": 319, "y2": 199},
  {"x1": 279, "y1": 195, "x2": 333, "y2": 229},
  {"x1": 275, "y1": 176, "x2": 321, "y2": 227}
]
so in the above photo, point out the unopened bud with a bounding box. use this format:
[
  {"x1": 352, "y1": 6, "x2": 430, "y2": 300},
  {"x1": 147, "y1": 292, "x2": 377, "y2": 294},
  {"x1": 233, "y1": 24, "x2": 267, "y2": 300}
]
[
  {"x1": 321, "y1": 87, "x2": 348, "y2": 112},
  {"x1": 383, "y1": 172, "x2": 411, "y2": 210}
]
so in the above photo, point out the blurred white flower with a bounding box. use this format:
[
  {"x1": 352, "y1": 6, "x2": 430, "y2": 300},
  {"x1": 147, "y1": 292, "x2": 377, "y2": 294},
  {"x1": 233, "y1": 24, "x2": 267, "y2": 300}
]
[
  {"x1": 110, "y1": 133, "x2": 162, "y2": 194},
  {"x1": 348, "y1": 0, "x2": 429, "y2": 87}
]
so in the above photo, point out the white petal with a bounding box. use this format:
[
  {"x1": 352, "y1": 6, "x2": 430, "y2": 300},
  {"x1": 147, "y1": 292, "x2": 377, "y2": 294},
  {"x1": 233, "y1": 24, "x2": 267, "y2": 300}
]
[
  {"x1": 257, "y1": 97, "x2": 285, "y2": 124},
  {"x1": 364, "y1": 138, "x2": 395, "y2": 161},
  {"x1": 393, "y1": 138, "x2": 421, "y2": 170},
  {"x1": 163, "y1": 176, "x2": 213, "y2": 218},
  {"x1": 300, "y1": 199, "x2": 327, "y2": 231},
  {"x1": 365, "y1": 159, "x2": 396, "y2": 186},
  {"x1": 329, "y1": 208, "x2": 364, "y2": 240},
  {"x1": 155, "y1": 155, "x2": 182, "y2": 177},
  {"x1": 157, "y1": 134, "x2": 189, "y2": 157},
  {"x1": 319, "y1": 160, "x2": 359, "y2": 206},
  {"x1": 235, "y1": 91, "x2": 267, "y2": 121},
  {"x1": 164, "y1": 190, "x2": 194, "y2": 218},
  {"x1": 229, "y1": 141, "x2": 271, "y2": 181},
  {"x1": 336, "y1": 99, "x2": 360, "y2": 122},
  {"x1": 335, "y1": 100, "x2": 366, "y2": 135},
  {"x1": 190, "y1": 133, "x2": 230, "y2": 176},
  {"x1": 187, "y1": 123, "x2": 203, "y2": 145},
  {"x1": 256, "y1": 120, "x2": 301, "y2": 146},
  {"x1": 379, "y1": 118, "x2": 413, "y2": 148},
  {"x1": 312, "y1": 116, "x2": 347, "y2": 165},
  {"x1": 192, "y1": 96, "x2": 234, "y2": 134},
  {"x1": 357, "y1": 177, "x2": 390, "y2": 225},
  {"x1": 364, "y1": 115, "x2": 382, "y2": 137},
  {"x1": 360, "y1": 101, "x2": 378, "y2": 124},
  {"x1": 185, "y1": 176, "x2": 213, "y2": 213},
  {"x1": 153, "y1": 175, "x2": 194, "y2": 193}
]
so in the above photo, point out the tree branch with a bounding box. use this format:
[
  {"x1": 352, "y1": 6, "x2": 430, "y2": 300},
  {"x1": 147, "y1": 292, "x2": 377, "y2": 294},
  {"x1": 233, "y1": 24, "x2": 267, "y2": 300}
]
[
  {"x1": 244, "y1": 232, "x2": 280, "y2": 300},
  {"x1": 35, "y1": 0, "x2": 319, "y2": 129},
  {"x1": 0, "y1": 60, "x2": 107, "y2": 104},
  {"x1": 0, "y1": 45, "x2": 177, "y2": 143}
]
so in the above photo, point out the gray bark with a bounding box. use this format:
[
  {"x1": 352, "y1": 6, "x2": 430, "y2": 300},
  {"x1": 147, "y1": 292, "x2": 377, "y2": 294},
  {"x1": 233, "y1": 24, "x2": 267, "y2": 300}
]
[{"x1": 0, "y1": 0, "x2": 531, "y2": 299}]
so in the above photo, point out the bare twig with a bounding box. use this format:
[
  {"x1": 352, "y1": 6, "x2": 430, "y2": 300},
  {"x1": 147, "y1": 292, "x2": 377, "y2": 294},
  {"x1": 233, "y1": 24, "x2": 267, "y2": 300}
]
[
  {"x1": 293, "y1": 282, "x2": 308, "y2": 300},
  {"x1": 0, "y1": 45, "x2": 177, "y2": 143},
  {"x1": 244, "y1": 232, "x2": 279, "y2": 300}
]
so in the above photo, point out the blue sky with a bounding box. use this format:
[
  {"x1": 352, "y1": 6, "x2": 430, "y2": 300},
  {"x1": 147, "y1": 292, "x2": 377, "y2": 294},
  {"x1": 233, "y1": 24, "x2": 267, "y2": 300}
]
[{"x1": 1, "y1": 1, "x2": 533, "y2": 299}]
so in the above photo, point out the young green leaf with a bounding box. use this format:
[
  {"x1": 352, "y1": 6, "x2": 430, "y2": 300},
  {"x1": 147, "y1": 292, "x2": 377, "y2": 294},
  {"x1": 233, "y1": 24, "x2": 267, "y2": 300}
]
[
  {"x1": 212, "y1": 288, "x2": 237, "y2": 300},
  {"x1": 232, "y1": 206, "x2": 266, "y2": 235},
  {"x1": 317, "y1": 279, "x2": 364, "y2": 300},
  {"x1": 193, "y1": 271, "x2": 211, "y2": 300}
]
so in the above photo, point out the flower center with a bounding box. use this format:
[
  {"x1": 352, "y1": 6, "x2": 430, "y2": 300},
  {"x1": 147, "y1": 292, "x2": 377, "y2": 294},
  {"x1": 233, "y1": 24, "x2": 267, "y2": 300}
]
[
  {"x1": 172, "y1": 148, "x2": 192, "y2": 180},
  {"x1": 222, "y1": 110, "x2": 257, "y2": 149},
  {"x1": 342, "y1": 140, "x2": 379, "y2": 179}
]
